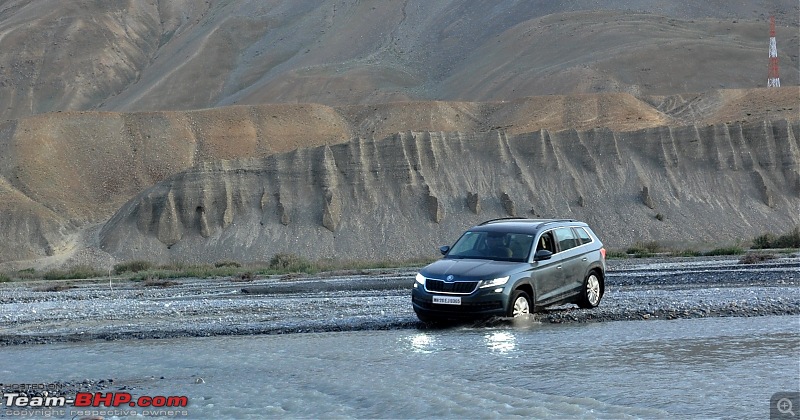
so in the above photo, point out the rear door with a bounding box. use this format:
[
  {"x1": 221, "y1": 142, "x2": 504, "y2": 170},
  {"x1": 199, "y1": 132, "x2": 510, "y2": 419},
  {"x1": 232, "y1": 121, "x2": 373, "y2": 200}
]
[
  {"x1": 571, "y1": 226, "x2": 596, "y2": 286},
  {"x1": 551, "y1": 227, "x2": 584, "y2": 298}
]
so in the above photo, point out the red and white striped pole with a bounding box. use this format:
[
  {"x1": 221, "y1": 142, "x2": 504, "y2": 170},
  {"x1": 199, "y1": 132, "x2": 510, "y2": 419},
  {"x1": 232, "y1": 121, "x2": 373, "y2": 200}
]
[{"x1": 767, "y1": 16, "x2": 780, "y2": 87}]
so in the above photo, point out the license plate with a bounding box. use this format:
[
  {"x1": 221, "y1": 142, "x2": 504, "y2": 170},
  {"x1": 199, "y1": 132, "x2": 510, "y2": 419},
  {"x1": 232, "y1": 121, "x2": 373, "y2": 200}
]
[{"x1": 432, "y1": 295, "x2": 461, "y2": 305}]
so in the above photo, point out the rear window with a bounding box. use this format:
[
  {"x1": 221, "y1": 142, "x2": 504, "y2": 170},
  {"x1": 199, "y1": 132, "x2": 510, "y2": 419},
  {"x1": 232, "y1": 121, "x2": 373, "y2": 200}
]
[
  {"x1": 574, "y1": 227, "x2": 593, "y2": 245},
  {"x1": 553, "y1": 227, "x2": 578, "y2": 251}
]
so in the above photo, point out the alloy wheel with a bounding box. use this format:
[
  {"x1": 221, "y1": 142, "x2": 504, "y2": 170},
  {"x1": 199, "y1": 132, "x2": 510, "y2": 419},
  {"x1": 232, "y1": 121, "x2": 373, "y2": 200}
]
[
  {"x1": 512, "y1": 295, "x2": 530, "y2": 317},
  {"x1": 586, "y1": 274, "x2": 601, "y2": 306}
]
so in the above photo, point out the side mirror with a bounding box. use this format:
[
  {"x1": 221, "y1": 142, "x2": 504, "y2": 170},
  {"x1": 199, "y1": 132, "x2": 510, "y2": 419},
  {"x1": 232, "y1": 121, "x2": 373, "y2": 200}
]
[
  {"x1": 534, "y1": 249, "x2": 552, "y2": 261},
  {"x1": 439, "y1": 245, "x2": 450, "y2": 255}
]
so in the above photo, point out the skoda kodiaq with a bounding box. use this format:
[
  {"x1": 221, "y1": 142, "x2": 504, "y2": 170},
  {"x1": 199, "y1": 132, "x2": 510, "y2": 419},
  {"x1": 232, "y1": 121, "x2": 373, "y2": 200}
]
[{"x1": 412, "y1": 218, "x2": 606, "y2": 322}]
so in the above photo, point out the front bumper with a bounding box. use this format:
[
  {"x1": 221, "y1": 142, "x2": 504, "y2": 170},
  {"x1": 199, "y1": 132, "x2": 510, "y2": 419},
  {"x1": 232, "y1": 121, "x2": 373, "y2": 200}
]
[{"x1": 411, "y1": 283, "x2": 508, "y2": 320}]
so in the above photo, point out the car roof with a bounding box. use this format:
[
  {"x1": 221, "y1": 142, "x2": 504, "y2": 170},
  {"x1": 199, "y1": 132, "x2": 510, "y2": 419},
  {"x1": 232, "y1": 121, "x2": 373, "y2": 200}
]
[{"x1": 468, "y1": 218, "x2": 586, "y2": 235}]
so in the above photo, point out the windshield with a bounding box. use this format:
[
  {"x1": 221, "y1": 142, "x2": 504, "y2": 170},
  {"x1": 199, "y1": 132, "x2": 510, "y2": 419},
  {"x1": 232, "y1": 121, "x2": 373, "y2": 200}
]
[{"x1": 446, "y1": 231, "x2": 534, "y2": 262}]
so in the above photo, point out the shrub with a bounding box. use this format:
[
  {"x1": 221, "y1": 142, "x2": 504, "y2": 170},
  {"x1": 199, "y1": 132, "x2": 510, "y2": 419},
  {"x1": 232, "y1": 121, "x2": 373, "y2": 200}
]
[
  {"x1": 752, "y1": 227, "x2": 800, "y2": 249},
  {"x1": 752, "y1": 233, "x2": 777, "y2": 249},
  {"x1": 114, "y1": 260, "x2": 153, "y2": 274},
  {"x1": 14, "y1": 268, "x2": 38, "y2": 280},
  {"x1": 214, "y1": 260, "x2": 242, "y2": 268},
  {"x1": 230, "y1": 272, "x2": 255, "y2": 282},
  {"x1": 703, "y1": 246, "x2": 744, "y2": 256},
  {"x1": 671, "y1": 249, "x2": 702, "y2": 257},
  {"x1": 738, "y1": 253, "x2": 777, "y2": 264},
  {"x1": 605, "y1": 250, "x2": 629, "y2": 259},
  {"x1": 625, "y1": 241, "x2": 662, "y2": 257},
  {"x1": 0, "y1": 273, "x2": 10, "y2": 283},
  {"x1": 34, "y1": 283, "x2": 76, "y2": 292},
  {"x1": 269, "y1": 253, "x2": 314, "y2": 273},
  {"x1": 43, "y1": 265, "x2": 105, "y2": 280},
  {"x1": 142, "y1": 276, "x2": 179, "y2": 287},
  {"x1": 774, "y1": 227, "x2": 800, "y2": 248}
]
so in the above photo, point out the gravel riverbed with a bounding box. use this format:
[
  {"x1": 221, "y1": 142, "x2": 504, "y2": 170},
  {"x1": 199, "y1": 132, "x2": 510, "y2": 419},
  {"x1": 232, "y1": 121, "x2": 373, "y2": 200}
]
[{"x1": 0, "y1": 255, "x2": 798, "y2": 346}]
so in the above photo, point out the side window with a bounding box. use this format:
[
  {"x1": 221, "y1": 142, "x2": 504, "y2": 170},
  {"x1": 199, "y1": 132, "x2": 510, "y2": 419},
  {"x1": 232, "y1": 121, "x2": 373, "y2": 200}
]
[
  {"x1": 574, "y1": 227, "x2": 592, "y2": 245},
  {"x1": 553, "y1": 227, "x2": 577, "y2": 252},
  {"x1": 508, "y1": 233, "x2": 534, "y2": 260},
  {"x1": 536, "y1": 231, "x2": 556, "y2": 253}
]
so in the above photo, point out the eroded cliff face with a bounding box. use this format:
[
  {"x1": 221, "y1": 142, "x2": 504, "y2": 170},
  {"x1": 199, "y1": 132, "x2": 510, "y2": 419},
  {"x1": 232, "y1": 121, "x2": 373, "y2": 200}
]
[
  {"x1": 99, "y1": 119, "x2": 799, "y2": 263},
  {"x1": 0, "y1": 177, "x2": 70, "y2": 261},
  {"x1": 0, "y1": 91, "x2": 697, "y2": 263}
]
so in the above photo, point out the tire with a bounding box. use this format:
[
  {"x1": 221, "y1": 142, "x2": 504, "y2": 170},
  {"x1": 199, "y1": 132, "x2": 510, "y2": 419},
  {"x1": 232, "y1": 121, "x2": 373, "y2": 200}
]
[
  {"x1": 577, "y1": 271, "x2": 603, "y2": 309},
  {"x1": 507, "y1": 290, "x2": 533, "y2": 317}
]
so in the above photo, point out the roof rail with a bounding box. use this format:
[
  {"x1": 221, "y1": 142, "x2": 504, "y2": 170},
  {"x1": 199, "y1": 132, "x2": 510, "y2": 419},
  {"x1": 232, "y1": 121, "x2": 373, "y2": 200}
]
[
  {"x1": 537, "y1": 219, "x2": 578, "y2": 227},
  {"x1": 478, "y1": 218, "x2": 579, "y2": 227},
  {"x1": 478, "y1": 217, "x2": 528, "y2": 225}
]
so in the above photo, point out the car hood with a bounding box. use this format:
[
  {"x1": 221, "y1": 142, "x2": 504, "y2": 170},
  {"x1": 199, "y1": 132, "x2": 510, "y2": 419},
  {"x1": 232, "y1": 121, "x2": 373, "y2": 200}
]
[{"x1": 420, "y1": 258, "x2": 526, "y2": 281}]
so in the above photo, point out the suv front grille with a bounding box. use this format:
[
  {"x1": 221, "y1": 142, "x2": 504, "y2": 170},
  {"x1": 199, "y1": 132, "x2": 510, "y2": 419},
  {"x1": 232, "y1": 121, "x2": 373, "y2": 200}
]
[{"x1": 425, "y1": 279, "x2": 479, "y2": 294}]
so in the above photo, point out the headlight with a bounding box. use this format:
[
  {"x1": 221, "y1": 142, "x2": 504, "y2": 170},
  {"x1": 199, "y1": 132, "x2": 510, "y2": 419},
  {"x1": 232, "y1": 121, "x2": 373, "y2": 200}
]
[
  {"x1": 415, "y1": 273, "x2": 426, "y2": 284},
  {"x1": 479, "y1": 276, "x2": 509, "y2": 289}
]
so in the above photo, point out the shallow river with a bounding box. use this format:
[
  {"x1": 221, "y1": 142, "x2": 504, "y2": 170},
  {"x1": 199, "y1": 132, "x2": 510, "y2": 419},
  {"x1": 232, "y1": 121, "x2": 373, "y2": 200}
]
[{"x1": 3, "y1": 315, "x2": 798, "y2": 419}]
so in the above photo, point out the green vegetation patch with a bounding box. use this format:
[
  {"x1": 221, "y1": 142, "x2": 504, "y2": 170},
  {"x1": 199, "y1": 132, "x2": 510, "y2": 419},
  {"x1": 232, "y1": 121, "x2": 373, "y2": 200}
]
[
  {"x1": 752, "y1": 226, "x2": 800, "y2": 249},
  {"x1": 605, "y1": 250, "x2": 629, "y2": 259},
  {"x1": 113, "y1": 260, "x2": 153, "y2": 275},
  {"x1": 43, "y1": 265, "x2": 106, "y2": 280},
  {"x1": 610, "y1": 242, "x2": 748, "y2": 259},
  {"x1": 214, "y1": 260, "x2": 242, "y2": 268},
  {"x1": 703, "y1": 246, "x2": 745, "y2": 256},
  {"x1": 269, "y1": 253, "x2": 314, "y2": 273},
  {"x1": 625, "y1": 241, "x2": 662, "y2": 258},
  {"x1": 671, "y1": 249, "x2": 702, "y2": 257}
]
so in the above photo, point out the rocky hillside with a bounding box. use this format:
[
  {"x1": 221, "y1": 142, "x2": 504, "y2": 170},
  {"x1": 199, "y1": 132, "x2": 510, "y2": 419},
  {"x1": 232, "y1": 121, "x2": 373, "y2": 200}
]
[{"x1": 1, "y1": 88, "x2": 797, "y2": 265}]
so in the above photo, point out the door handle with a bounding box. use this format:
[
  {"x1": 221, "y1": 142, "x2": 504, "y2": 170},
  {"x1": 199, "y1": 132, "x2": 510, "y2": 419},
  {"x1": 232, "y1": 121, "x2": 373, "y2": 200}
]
[
  {"x1": 582, "y1": 257, "x2": 588, "y2": 261},
  {"x1": 557, "y1": 265, "x2": 562, "y2": 269}
]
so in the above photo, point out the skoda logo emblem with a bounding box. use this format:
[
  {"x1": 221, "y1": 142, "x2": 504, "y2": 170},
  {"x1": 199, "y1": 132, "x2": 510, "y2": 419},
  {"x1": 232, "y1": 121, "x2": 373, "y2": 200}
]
[{"x1": 446, "y1": 275, "x2": 455, "y2": 282}]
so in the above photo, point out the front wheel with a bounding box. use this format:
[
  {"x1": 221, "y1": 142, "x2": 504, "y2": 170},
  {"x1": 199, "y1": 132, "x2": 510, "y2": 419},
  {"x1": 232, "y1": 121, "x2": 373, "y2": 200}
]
[
  {"x1": 507, "y1": 290, "x2": 532, "y2": 317},
  {"x1": 577, "y1": 271, "x2": 603, "y2": 309}
]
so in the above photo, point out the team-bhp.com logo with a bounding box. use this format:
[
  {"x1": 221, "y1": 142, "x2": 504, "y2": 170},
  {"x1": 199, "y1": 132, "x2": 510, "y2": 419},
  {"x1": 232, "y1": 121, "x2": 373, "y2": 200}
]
[
  {"x1": 3, "y1": 391, "x2": 189, "y2": 418},
  {"x1": 74, "y1": 392, "x2": 188, "y2": 408}
]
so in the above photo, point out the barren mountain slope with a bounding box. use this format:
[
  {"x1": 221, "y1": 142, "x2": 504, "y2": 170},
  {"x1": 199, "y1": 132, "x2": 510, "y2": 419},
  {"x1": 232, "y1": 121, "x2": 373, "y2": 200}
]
[
  {"x1": 650, "y1": 88, "x2": 800, "y2": 126},
  {"x1": 0, "y1": 1, "x2": 797, "y2": 121},
  {"x1": 98, "y1": 119, "x2": 800, "y2": 263},
  {"x1": 1, "y1": 0, "x2": 799, "y2": 268}
]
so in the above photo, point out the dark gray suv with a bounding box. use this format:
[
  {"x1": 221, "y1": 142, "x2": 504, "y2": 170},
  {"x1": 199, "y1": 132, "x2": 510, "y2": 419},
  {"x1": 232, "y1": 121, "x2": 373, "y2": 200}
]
[{"x1": 412, "y1": 218, "x2": 606, "y2": 322}]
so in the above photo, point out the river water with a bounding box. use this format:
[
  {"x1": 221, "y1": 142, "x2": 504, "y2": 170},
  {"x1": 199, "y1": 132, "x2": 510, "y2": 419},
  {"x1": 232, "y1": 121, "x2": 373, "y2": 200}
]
[{"x1": 2, "y1": 315, "x2": 798, "y2": 419}]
